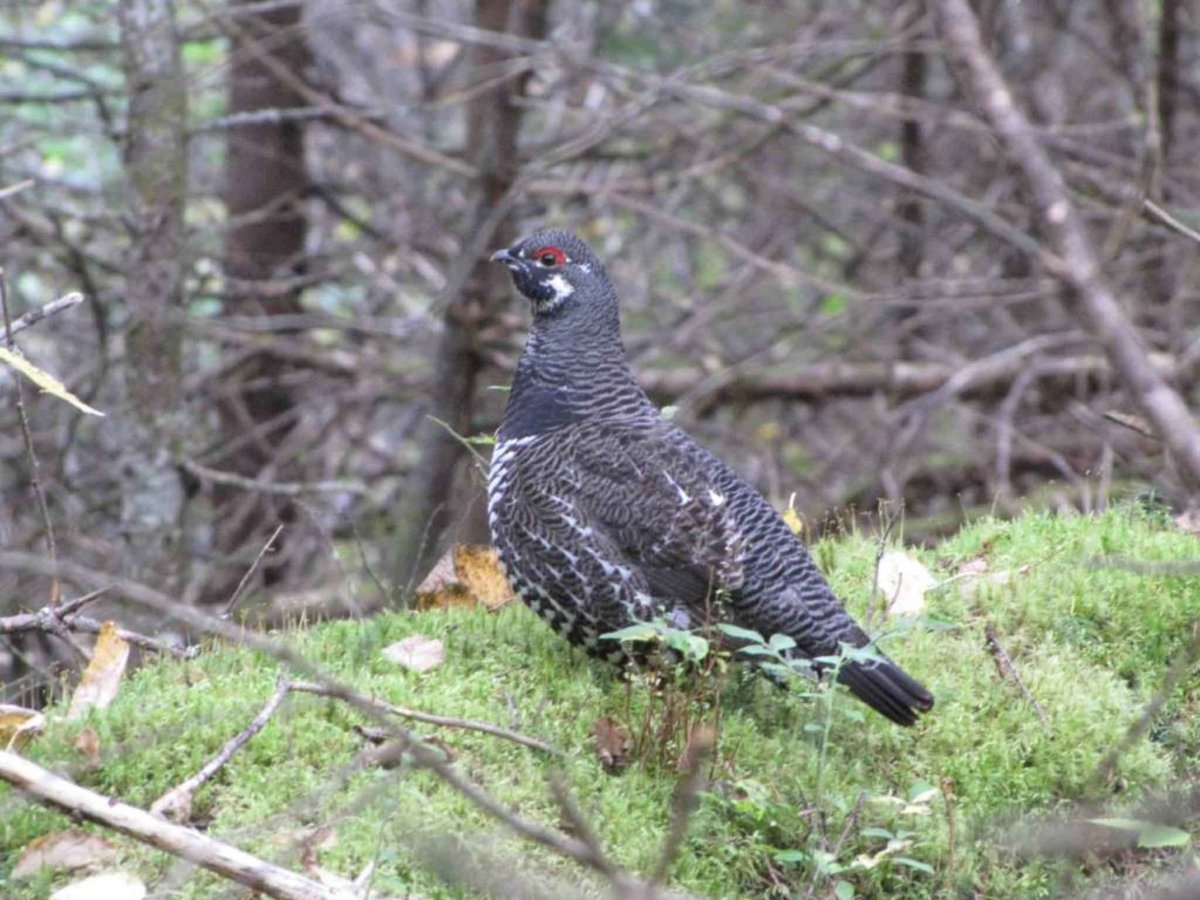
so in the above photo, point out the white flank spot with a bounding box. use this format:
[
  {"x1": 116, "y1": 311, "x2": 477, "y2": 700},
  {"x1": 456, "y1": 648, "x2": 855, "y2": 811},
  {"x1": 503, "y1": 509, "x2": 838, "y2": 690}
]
[{"x1": 708, "y1": 488, "x2": 725, "y2": 505}]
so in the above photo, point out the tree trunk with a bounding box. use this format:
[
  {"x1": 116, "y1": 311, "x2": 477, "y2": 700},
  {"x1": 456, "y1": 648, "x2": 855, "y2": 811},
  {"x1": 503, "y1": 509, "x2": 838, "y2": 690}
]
[
  {"x1": 211, "y1": 0, "x2": 312, "y2": 595},
  {"x1": 391, "y1": 0, "x2": 549, "y2": 593},
  {"x1": 116, "y1": 0, "x2": 190, "y2": 589}
]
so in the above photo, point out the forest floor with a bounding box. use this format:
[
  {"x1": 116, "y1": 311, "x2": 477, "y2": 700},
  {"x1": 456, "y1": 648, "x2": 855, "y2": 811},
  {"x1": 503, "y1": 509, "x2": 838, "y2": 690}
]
[{"x1": 3, "y1": 505, "x2": 1199, "y2": 898}]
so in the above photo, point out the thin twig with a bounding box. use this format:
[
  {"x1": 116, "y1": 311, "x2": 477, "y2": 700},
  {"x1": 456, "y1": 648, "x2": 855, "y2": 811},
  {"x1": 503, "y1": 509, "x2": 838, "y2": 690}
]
[
  {"x1": 286, "y1": 680, "x2": 561, "y2": 755},
  {"x1": 152, "y1": 672, "x2": 291, "y2": 819},
  {"x1": 59, "y1": 614, "x2": 188, "y2": 657},
  {"x1": 1090, "y1": 619, "x2": 1200, "y2": 791},
  {"x1": 223, "y1": 524, "x2": 285, "y2": 618},
  {"x1": 983, "y1": 622, "x2": 1049, "y2": 732},
  {"x1": 182, "y1": 459, "x2": 369, "y2": 497},
  {"x1": 548, "y1": 773, "x2": 622, "y2": 879},
  {"x1": 651, "y1": 726, "x2": 713, "y2": 887},
  {"x1": 0, "y1": 291, "x2": 84, "y2": 345},
  {"x1": 0, "y1": 178, "x2": 35, "y2": 200},
  {"x1": 0, "y1": 268, "x2": 60, "y2": 606}
]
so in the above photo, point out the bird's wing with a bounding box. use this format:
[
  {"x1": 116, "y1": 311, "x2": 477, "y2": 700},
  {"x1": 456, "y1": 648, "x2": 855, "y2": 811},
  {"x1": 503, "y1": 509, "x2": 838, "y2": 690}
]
[{"x1": 568, "y1": 420, "x2": 745, "y2": 611}]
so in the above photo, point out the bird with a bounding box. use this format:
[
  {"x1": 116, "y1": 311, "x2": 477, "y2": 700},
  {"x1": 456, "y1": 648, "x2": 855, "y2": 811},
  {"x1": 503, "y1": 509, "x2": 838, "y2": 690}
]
[{"x1": 486, "y1": 228, "x2": 934, "y2": 726}]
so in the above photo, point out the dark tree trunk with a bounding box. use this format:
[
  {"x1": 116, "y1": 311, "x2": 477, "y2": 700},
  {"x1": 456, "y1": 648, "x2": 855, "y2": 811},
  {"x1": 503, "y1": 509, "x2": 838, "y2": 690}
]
[
  {"x1": 392, "y1": 0, "x2": 549, "y2": 593},
  {"x1": 211, "y1": 0, "x2": 312, "y2": 594}
]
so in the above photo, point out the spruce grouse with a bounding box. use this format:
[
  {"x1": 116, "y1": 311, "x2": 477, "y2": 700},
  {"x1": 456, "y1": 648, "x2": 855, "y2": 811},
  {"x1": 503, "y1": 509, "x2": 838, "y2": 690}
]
[{"x1": 487, "y1": 229, "x2": 934, "y2": 726}]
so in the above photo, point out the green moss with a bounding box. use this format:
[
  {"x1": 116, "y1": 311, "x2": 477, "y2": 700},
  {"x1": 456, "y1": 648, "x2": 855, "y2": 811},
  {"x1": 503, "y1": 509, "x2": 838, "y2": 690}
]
[{"x1": 2, "y1": 506, "x2": 1197, "y2": 898}]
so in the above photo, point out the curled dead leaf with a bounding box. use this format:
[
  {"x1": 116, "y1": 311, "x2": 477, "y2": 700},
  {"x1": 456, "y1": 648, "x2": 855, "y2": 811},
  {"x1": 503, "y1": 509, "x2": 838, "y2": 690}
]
[
  {"x1": 1174, "y1": 508, "x2": 1200, "y2": 537},
  {"x1": 592, "y1": 716, "x2": 631, "y2": 775},
  {"x1": 67, "y1": 622, "x2": 130, "y2": 720},
  {"x1": 955, "y1": 556, "x2": 989, "y2": 578},
  {"x1": 74, "y1": 726, "x2": 101, "y2": 762},
  {"x1": 0, "y1": 703, "x2": 45, "y2": 749},
  {"x1": 414, "y1": 544, "x2": 513, "y2": 611},
  {"x1": 12, "y1": 830, "x2": 117, "y2": 879}
]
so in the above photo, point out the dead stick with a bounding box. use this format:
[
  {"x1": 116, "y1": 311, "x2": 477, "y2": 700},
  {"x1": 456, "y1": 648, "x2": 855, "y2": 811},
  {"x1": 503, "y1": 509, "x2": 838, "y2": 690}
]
[
  {"x1": 0, "y1": 291, "x2": 85, "y2": 345},
  {"x1": 152, "y1": 673, "x2": 291, "y2": 818},
  {"x1": 0, "y1": 749, "x2": 348, "y2": 900},
  {"x1": 223, "y1": 524, "x2": 285, "y2": 618},
  {"x1": 286, "y1": 680, "x2": 560, "y2": 756},
  {"x1": 984, "y1": 622, "x2": 1049, "y2": 731}
]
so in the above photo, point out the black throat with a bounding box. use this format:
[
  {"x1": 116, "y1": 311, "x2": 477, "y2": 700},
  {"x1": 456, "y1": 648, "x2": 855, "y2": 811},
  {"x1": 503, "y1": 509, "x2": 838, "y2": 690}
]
[{"x1": 498, "y1": 300, "x2": 652, "y2": 441}]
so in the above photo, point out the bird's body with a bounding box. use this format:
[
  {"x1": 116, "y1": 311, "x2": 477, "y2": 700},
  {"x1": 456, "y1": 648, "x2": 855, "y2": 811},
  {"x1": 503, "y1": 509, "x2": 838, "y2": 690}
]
[{"x1": 487, "y1": 230, "x2": 933, "y2": 725}]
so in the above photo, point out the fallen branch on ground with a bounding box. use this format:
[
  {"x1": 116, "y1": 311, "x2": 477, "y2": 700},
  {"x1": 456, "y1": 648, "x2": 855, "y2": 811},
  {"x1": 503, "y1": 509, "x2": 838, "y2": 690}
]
[
  {"x1": 984, "y1": 622, "x2": 1049, "y2": 731},
  {"x1": 287, "y1": 679, "x2": 561, "y2": 755},
  {"x1": 0, "y1": 750, "x2": 349, "y2": 900},
  {"x1": 152, "y1": 673, "x2": 292, "y2": 820}
]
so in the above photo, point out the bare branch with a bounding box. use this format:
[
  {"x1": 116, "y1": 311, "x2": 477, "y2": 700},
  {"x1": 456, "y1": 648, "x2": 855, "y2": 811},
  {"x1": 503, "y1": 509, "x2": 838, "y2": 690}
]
[
  {"x1": 0, "y1": 291, "x2": 85, "y2": 345},
  {"x1": 931, "y1": 0, "x2": 1200, "y2": 492}
]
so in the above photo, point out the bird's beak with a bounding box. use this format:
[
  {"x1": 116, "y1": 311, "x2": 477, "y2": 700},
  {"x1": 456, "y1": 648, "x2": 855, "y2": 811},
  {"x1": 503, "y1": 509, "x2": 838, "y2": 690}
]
[{"x1": 489, "y1": 248, "x2": 515, "y2": 264}]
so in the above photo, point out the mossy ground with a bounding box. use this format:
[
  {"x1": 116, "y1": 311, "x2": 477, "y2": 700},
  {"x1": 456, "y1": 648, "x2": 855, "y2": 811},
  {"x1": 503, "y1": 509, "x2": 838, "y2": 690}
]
[{"x1": 2, "y1": 506, "x2": 1198, "y2": 898}]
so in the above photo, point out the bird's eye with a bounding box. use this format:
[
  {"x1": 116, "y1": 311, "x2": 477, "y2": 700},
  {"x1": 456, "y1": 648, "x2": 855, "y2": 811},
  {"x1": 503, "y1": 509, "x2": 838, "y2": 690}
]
[{"x1": 533, "y1": 246, "x2": 566, "y2": 268}]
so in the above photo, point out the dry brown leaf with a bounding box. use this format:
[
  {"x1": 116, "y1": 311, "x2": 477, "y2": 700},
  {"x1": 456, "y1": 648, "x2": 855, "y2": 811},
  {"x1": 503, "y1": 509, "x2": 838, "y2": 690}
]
[
  {"x1": 297, "y1": 824, "x2": 338, "y2": 871},
  {"x1": 67, "y1": 622, "x2": 130, "y2": 720},
  {"x1": 1174, "y1": 508, "x2": 1200, "y2": 537},
  {"x1": 0, "y1": 703, "x2": 45, "y2": 749},
  {"x1": 414, "y1": 544, "x2": 513, "y2": 611},
  {"x1": 592, "y1": 716, "x2": 631, "y2": 774},
  {"x1": 383, "y1": 635, "x2": 444, "y2": 673},
  {"x1": 50, "y1": 871, "x2": 146, "y2": 900},
  {"x1": 74, "y1": 726, "x2": 101, "y2": 761},
  {"x1": 12, "y1": 830, "x2": 118, "y2": 879},
  {"x1": 877, "y1": 550, "x2": 935, "y2": 617},
  {"x1": 955, "y1": 556, "x2": 989, "y2": 578}
]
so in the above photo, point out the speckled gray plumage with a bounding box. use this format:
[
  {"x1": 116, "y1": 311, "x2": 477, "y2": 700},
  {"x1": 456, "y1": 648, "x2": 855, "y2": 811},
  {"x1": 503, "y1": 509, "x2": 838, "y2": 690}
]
[{"x1": 487, "y1": 229, "x2": 933, "y2": 725}]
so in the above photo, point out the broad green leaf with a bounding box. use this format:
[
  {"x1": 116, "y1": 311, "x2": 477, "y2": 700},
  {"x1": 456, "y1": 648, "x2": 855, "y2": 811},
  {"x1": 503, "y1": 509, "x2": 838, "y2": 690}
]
[
  {"x1": 769, "y1": 633, "x2": 797, "y2": 652},
  {"x1": 1089, "y1": 818, "x2": 1191, "y2": 849},
  {"x1": 600, "y1": 624, "x2": 660, "y2": 643},
  {"x1": 716, "y1": 623, "x2": 765, "y2": 644}
]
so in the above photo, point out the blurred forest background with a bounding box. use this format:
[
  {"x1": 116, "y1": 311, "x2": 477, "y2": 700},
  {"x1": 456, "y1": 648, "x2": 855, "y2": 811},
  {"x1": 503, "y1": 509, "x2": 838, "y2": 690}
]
[{"x1": 1, "y1": 0, "x2": 1198, "y2": 697}]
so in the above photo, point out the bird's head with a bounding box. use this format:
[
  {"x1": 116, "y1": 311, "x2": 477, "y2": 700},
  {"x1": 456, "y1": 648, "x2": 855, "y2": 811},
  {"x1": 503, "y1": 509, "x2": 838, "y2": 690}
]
[{"x1": 490, "y1": 229, "x2": 607, "y2": 315}]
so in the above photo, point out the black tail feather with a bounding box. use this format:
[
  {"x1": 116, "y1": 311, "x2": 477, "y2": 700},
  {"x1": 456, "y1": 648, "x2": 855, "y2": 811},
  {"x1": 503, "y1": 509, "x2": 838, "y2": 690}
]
[{"x1": 837, "y1": 657, "x2": 934, "y2": 726}]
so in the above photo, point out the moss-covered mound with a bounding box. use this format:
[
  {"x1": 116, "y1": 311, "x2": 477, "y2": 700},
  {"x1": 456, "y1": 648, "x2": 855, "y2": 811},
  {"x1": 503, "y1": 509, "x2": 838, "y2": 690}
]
[{"x1": 2, "y1": 506, "x2": 1197, "y2": 898}]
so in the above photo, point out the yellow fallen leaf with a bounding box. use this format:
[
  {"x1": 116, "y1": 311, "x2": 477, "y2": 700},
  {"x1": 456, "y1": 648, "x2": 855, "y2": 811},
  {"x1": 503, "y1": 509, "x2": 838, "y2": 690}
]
[
  {"x1": 781, "y1": 494, "x2": 804, "y2": 535},
  {"x1": 67, "y1": 622, "x2": 130, "y2": 720},
  {"x1": 0, "y1": 346, "x2": 105, "y2": 416},
  {"x1": 414, "y1": 544, "x2": 513, "y2": 611},
  {"x1": 0, "y1": 704, "x2": 45, "y2": 749}
]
